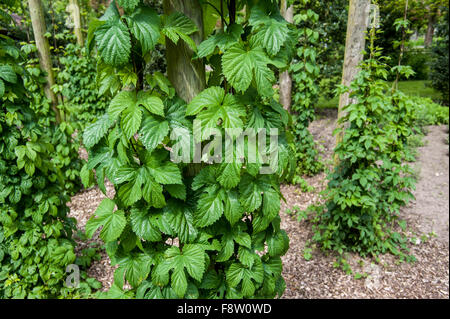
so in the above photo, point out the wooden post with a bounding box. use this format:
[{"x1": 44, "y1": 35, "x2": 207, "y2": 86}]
[
  {"x1": 163, "y1": 0, "x2": 206, "y2": 103},
  {"x1": 28, "y1": 0, "x2": 61, "y2": 123},
  {"x1": 279, "y1": 0, "x2": 294, "y2": 111},
  {"x1": 334, "y1": 0, "x2": 371, "y2": 165},
  {"x1": 393, "y1": 0, "x2": 409, "y2": 90},
  {"x1": 424, "y1": 8, "x2": 436, "y2": 47},
  {"x1": 68, "y1": 0, "x2": 84, "y2": 46}
]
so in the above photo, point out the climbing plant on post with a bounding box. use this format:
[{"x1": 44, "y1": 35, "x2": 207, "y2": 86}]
[
  {"x1": 334, "y1": 0, "x2": 370, "y2": 165},
  {"x1": 310, "y1": 4, "x2": 417, "y2": 264},
  {"x1": 83, "y1": 0, "x2": 293, "y2": 299},
  {"x1": 67, "y1": 0, "x2": 84, "y2": 47},
  {"x1": 27, "y1": 0, "x2": 61, "y2": 123},
  {"x1": 279, "y1": 0, "x2": 294, "y2": 111},
  {"x1": 288, "y1": 0, "x2": 323, "y2": 181},
  {"x1": 163, "y1": 0, "x2": 206, "y2": 103},
  {"x1": 0, "y1": 10, "x2": 99, "y2": 298}
]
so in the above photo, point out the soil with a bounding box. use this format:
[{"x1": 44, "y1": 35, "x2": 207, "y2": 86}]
[{"x1": 67, "y1": 109, "x2": 449, "y2": 298}]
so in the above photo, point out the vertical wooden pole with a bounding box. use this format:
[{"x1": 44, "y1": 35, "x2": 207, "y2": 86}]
[
  {"x1": 393, "y1": 0, "x2": 409, "y2": 90},
  {"x1": 279, "y1": 0, "x2": 294, "y2": 111},
  {"x1": 424, "y1": 8, "x2": 436, "y2": 47},
  {"x1": 163, "y1": 0, "x2": 206, "y2": 103},
  {"x1": 28, "y1": 0, "x2": 61, "y2": 123},
  {"x1": 334, "y1": 0, "x2": 371, "y2": 165},
  {"x1": 70, "y1": 0, "x2": 84, "y2": 46}
]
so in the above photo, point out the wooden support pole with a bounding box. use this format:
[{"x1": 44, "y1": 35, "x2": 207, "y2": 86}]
[{"x1": 28, "y1": 0, "x2": 61, "y2": 123}]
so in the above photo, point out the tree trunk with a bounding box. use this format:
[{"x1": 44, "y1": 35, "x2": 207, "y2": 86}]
[
  {"x1": 335, "y1": 0, "x2": 371, "y2": 165},
  {"x1": 28, "y1": 0, "x2": 61, "y2": 123},
  {"x1": 69, "y1": 0, "x2": 84, "y2": 46},
  {"x1": 393, "y1": 0, "x2": 409, "y2": 90},
  {"x1": 424, "y1": 12, "x2": 436, "y2": 47},
  {"x1": 163, "y1": 0, "x2": 206, "y2": 103},
  {"x1": 279, "y1": 0, "x2": 294, "y2": 111}
]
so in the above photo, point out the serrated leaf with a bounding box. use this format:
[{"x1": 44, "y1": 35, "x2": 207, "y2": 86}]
[
  {"x1": 197, "y1": 24, "x2": 243, "y2": 58},
  {"x1": 262, "y1": 187, "x2": 280, "y2": 221},
  {"x1": 217, "y1": 162, "x2": 242, "y2": 189},
  {"x1": 199, "y1": 269, "x2": 221, "y2": 289},
  {"x1": 118, "y1": 172, "x2": 143, "y2": 206},
  {"x1": 162, "y1": 244, "x2": 206, "y2": 297},
  {"x1": 83, "y1": 114, "x2": 113, "y2": 148},
  {"x1": 224, "y1": 190, "x2": 243, "y2": 225},
  {"x1": 117, "y1": 0, "x2": 140, "y2": 11},
  {"x1": 165, "y1": 184, "x2": 186, "y2": 201},
  {"x1": 267, "y1": 230, "x2": 289, "y2": 257},
  {"x1": 139, "y1": 112, "x2": 169, "y2": 152},
  {"x1": 238, "y1": 246, "x2": 256, "y2": 268},
  {"x1": 108, "y1": 90, "x2": 136, "y2": 121},
  {"x1": 216, "y1": 234, "x2": 234, "y2": 262},
  {"x1": 239, "y1": 174, "x2": 263, "y2": 212},
  {"x1": 182, "y1": 244, "x2": 206, "y2": 281},
  {"x1": 197, "y1": 36, "x2": 218, "y2": 58},
  {"x1": 149, "y1": 161, "x2": 182, "y2": 185},
  {"x1": 142, "y1": 177, "x2": 166, "y2": 208},
  {"x1": 186, "y1": 86, "x2": 224, "y2": 116},
  {"x1": 128, "y1": 7, "x2": 160, "y2": 54},
  {"x1": 241, "y1": 271, "x2": 256, "y2": 296},
  {"x1": 137, "y1": 91, "x2": 165, "y2": 116},
  {"x1": 121, "y1": 101, "x2": 142, "y2": 140},
  {"x1": 85, "y1": 199, "x2": 126, "y2": 242},
  {"x1": 80, "y1": 163, "x2": 94, "y2": 188},
  {"x1": 222, "y1": 43, "x2": 274, "y2": 96},
  {"x1": 194, "y1": 189, "x2": 224, "y2": 227},
  {"x1": 163, "y1": 201, "x2": 198, "y2": 243},
  {"x1": 116, "y1": 253, "x2": 153, "y2": 288},
  {"x1": 0, "y1": 64, "x2": 17, "y2": 83},
  {"x1": 95, "y1": 18, "x2": 131, "y2": 66},
  {"x1": 234, "y1": 231, "x2": 252, "y2": 249},
  {"x1": 130, "y1": 208, "x2": 162, "y2": 242},
  {"x1": 195, "y1": 93, "x2": 245, "y2": 136},
  {"x1": 171, "y1": 267, "x2": 188, "y2": 298},
  {"x1": 163, "y1": 12, "x2": 198, "y2": 51},
  {"x1": 153, "y1": 260, "x2": 171, "y2": 286},
  {"x1": 222, "y1": 44, "x2": 253, "y2": 93},
  {"x1": 252, "y1": 19, "x2": 288, "y2": 55}
]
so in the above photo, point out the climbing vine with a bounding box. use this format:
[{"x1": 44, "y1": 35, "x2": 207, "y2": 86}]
[
  {"x1": 310, "y1": 21, "x2": 417, "y2": 261},
  {"x1": 289, "y1": 0, "x2": 323, "y2": 182},
  {"x1": 0, "y1": 22, "x2": 99, "y2": 298},
  {"x1": 21, "y1": 41, "x2": 83, "y2": 196},
  {"x1": 83, "y1": 0, "x2": 293, "y2": 299}
]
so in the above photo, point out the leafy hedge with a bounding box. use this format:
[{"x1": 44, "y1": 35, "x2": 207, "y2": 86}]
[
  {"x1": 0, "y1": 35, "x2": 98, "y2": 298},
  {"x1": 289, "y1": 1, "x2": 323, "y2": 182}
]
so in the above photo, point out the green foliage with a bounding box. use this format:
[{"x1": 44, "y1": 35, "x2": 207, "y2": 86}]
[
  {"x1": 309, "y1": 0, "x2": 348, "y2": 99},
  {"x1": 288, "y1": 1, "x2": 323, "y2": 182},
  {"x1": 430, "y1": 8, "x2": 449, "y2": 105},
  {"x1": 311, "y1": 27, "x2": 417, "y2": 261},
  {"x1": 84, "y1": 0, "x2": 292, "y2": 299},
  {"x1": 21, "y1": 42, "x2": 83, "y2": 196},
  {"x1": 55, "y1": 43, "x2": 109, "y2": 125},
  {"x1": 413, "y1": 96, "x2": 449, "y2": 126},
  {"x1": 401, "y1": 48, "x2": 431, "y2": 81},
  {"x1": 0, "y1": 32, "x2": 98, "y2": 298}
]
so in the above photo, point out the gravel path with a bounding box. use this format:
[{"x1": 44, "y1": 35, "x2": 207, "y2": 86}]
[
  {"x1": 67, "y1": 111, "x2": 449, "y2": 298},
  {"x1": 406, "y1": 125, "x2": 449, "y2": 243}
]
